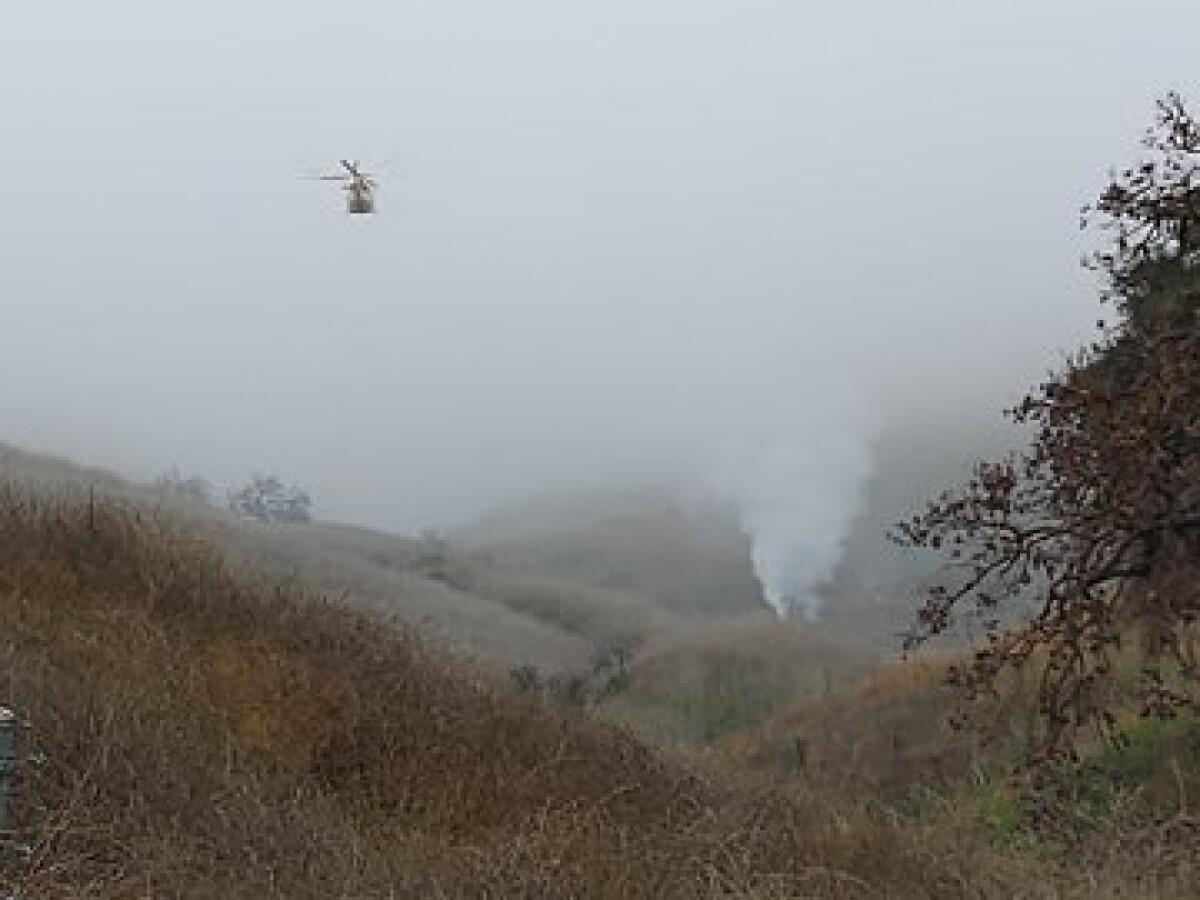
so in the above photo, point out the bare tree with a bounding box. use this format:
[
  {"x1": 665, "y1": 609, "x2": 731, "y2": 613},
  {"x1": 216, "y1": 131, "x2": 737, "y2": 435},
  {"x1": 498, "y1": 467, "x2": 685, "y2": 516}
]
[{"x1": 894, "y1": 94, "x2": 1200, "y2": 760}]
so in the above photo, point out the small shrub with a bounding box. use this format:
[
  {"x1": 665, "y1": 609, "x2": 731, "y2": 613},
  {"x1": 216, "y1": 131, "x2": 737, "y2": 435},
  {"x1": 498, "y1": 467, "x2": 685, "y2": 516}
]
[{"x1": 227, "y1": 473, "x2": 312, "y2": 523}]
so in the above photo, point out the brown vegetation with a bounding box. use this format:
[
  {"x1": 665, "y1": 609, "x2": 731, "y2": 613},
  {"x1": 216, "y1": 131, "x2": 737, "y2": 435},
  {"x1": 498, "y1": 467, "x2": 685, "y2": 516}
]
[
  {"x1": 606, "y1": 617, "x2": 872, "y2": 744},
  {"x1": 5, "y1": 486, "x2": 1194, "y2": 896}
]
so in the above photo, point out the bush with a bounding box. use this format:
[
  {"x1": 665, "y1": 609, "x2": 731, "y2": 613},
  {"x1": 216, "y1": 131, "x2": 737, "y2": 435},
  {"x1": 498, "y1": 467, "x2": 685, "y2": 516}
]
[{"x1": 227, "y1": 473, "x2": 312, "y2": 523}]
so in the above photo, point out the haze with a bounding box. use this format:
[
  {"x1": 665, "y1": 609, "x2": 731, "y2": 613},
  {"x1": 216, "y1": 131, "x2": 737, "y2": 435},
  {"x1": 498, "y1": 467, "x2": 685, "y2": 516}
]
[{"x1": 4, "y1": 1, "x2": 1199, "y2": 609}]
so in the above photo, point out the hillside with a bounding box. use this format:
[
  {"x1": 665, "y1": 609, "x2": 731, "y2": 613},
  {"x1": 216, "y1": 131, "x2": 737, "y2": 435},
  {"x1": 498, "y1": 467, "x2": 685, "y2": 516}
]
[
  {"x1": 0, "y1": 444, "x2": 689, "y2": 673},
  {"x1": 0, "y1": 445, "x2": 885, "y2": 746},
  {"x1": 4, "y1": 480, "x2": 1195, "y2": 897},
  {"x1": 458, "y1": 483, "x2": 769, "y2": 617},
  {"x1": 0, "y1": 483, "x2": 979, "y2": 897}
]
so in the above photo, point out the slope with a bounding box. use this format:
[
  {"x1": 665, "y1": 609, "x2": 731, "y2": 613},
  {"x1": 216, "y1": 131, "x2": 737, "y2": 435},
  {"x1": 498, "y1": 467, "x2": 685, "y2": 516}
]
[{"x1": 0, "y1": 482, "x2": 1034, "y2": 899}]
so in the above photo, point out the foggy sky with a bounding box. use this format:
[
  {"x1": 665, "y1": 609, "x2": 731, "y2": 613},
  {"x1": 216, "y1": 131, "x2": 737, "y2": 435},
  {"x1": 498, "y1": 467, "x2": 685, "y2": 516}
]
[{"x1": 4, "y1": 1, "x2": 1200, "y2": 547}]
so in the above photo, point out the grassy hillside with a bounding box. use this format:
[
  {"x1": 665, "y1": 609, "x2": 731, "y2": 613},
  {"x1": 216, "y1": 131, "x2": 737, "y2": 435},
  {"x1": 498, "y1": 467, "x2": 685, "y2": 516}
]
[
  {"x1": 0, "y1": 486, "x2": 1017, "y2": 898},
  {"x1": 212, "y1": 518, "x2": 597, "y2": 670},
  {"x1": 726, "y1": 654, "x2": 1005, "y2": 795},
  {"x1": 0, "y1": 445, "x2": 875, "y2": 747},
  {"x1": 459, "y1": 483, "x2": 768, "y2": 617},
  {"x1": 0, "y1": 487, "x2": 667, "y2": 895},
  {"x1": 723, "y1": 647, "x2": 1200, "y2": 890},
  {"x1": 0, "y1": 473, "x2": 1194, "y2": 894},
  {"x1": 603, "y1": 617, "x2": 875, "y2": 745},
  {"x1": 0, "y1": 444, "x2": 651, "y2": 673}
]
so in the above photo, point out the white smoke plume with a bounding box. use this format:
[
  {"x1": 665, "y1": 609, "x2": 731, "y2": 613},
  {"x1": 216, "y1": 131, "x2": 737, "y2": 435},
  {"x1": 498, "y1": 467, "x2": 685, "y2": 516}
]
[{"x1": 717, "y1": 399, "x2": 877, "y2": 620}]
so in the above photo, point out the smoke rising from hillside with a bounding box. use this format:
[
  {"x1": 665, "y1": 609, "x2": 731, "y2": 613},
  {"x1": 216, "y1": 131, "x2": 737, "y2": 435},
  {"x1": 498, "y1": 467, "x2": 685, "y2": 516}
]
[
  {"x1": 714, "y1": 391, "x2": 878, "y2": 619},
  {"x1": 740, "y1": 439, "x2": 875, "y2": 619}
]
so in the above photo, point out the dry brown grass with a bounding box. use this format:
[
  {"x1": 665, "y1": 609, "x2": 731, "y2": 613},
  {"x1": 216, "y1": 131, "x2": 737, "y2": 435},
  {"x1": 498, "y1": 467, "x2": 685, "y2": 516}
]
[
  {"x1": 725, "y1": 655, "x2": 958, "y2": 791},
  {"x1": 0, "y1": 484, "x2": 1192, "y2": 897},
  {"x1": 599, "y1": 617, "x2": 872, "y2": 745},
  {"x1": 722, "y1": 648, "x2": 1053, "y2": 800}
]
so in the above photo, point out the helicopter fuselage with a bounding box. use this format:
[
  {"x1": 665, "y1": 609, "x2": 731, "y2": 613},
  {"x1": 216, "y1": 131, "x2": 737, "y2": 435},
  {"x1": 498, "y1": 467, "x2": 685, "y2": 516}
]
[{"x1": 345, "y1": 182, "x2": 375, "y2": 214}]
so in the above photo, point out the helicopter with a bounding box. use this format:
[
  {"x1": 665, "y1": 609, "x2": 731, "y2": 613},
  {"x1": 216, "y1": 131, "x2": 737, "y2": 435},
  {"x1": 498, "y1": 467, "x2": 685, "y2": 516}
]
[{"x1": 316, "y1": 159, "x2": 377, "y2": 214}]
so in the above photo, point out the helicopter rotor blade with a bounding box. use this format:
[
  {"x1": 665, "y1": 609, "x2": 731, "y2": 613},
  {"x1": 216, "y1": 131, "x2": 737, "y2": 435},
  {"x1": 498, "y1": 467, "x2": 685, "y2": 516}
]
[{"x1": 298, "y1": 167, "x2": 351, "y2": 180}]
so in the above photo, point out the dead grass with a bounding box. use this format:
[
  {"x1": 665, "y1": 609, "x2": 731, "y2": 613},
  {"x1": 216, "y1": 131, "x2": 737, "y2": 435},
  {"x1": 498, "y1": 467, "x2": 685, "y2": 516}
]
[
  {"x1": 722, "y1": 647, "x2": 1060, "y2": 801},
  {"x1": 0, "y1": 484, "x2": 1192, "y2": 897},
  {"x1": 601, "y1": 617, "x2": 873, "y2": 745}
]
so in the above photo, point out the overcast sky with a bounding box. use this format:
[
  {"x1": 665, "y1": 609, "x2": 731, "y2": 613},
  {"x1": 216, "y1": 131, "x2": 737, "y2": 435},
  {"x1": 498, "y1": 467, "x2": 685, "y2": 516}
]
[{"x1": 3, "y1": 1, "x2": 1199, "y2": 542}]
